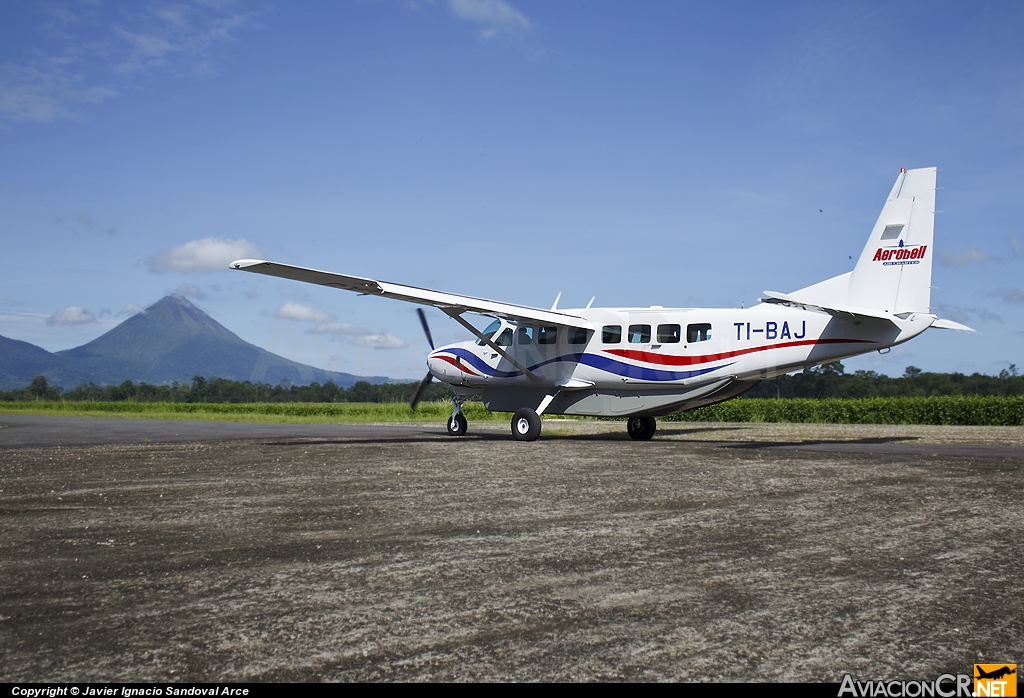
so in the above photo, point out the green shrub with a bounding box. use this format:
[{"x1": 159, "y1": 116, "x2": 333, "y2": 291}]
[{"x1": 664, "y1": 396, "x2": 1024, "y2": 426}]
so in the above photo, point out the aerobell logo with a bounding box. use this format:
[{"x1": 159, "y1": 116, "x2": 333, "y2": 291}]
[
  {"x1": 838, "y1": 673, "x2": 972, "y2": 697},
  {"x1": 872, "y1": 240, "x2": 927, "y2": 266}
]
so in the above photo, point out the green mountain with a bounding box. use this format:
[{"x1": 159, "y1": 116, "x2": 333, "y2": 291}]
[
  {"x1": 0, "y1": 295, "x2": 388, "y2": 389},
  {"x1": 0, "y1": 335, "x2": 92, "y2": 389}
]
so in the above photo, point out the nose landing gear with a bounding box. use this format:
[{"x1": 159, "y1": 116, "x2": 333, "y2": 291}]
[
  {"x1": 447, "y1": 412, "x2": 468, "y2": 436},
  {"x1": 447, "y1": 393, "x2": 469, "y2": 437}
]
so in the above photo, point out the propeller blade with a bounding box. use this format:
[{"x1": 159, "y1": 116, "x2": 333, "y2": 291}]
[
  {"x1": 416, "y1": 308, "x2": 435, "y2": 350},
  {"x1": 410, "y1": 372, "x2": 433, "y2": 410}
]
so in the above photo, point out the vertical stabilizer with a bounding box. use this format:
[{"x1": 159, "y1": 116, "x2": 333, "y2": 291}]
[{"x1": 847, "y1": 167, "x2": 936, "y2": 313}]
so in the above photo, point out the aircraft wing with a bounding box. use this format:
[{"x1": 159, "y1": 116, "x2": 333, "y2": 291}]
[{"x1": 231, "y1": 259, "x2": 594, "y2": 330}]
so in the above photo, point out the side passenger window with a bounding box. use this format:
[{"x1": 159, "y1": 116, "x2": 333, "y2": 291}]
[
  {"x1": 602, "y1": 325, "x2": 621, "y2": 343},
  {"x1": 657, "y1": 324, "x2": 681, "y2": 343},
  {"x1": 538, "y1": 326, "x2": 558, "y2": 345},
  {"x1": 628, "y1": 324, "x2": 651, "y2": 343},
  {"x1": 517, "y1": 326, "x2": 534, "y2": 345},
  {"x1": 568, "y1": 328, "x2": 590, "y2": 345},
  {"x1": 686, "y1": 323, "x2": 712, "y2": 342}
]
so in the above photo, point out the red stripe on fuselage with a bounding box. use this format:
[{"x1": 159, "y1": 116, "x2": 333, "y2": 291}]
[
  {"x1": 436, "y1": 353, "x2": 481, "y2": 376},
  {"x1": 604, "y1": 338, "x2": 873, "y2": 366}
]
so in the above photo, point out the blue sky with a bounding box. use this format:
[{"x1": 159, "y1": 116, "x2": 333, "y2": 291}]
[{"x1": 2, "y1": 0, "x2": 1022, "y2": 380}]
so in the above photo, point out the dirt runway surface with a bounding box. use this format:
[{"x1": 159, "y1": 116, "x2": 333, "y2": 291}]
[{"x1": 1, "y1": 418, "x2": 1022, "y2": 681}]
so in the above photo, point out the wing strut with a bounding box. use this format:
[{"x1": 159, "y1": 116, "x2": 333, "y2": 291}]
[{"x1": 443, "y1": 311, "x2": 544, "y2": 384}]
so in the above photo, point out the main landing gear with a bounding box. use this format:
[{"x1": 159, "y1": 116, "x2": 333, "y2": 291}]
[
  {"x1": 511, "y1": 408, "x2": 542, "y2": 441},
  {"x1": 627, "y1": 415, "x2": 657, "y2": 441},
  {"x1": 510, "y1": 391, "x2": 557, "y2": 442}
]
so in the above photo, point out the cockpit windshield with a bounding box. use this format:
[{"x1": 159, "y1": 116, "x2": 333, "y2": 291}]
[{"x1": 476, "y1": 319, "x2": 503, "y2": 345}]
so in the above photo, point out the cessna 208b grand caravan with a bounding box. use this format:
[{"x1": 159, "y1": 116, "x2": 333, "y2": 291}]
[{"x1": 232, "y1": 167, "x2": 972, "y2": 441}]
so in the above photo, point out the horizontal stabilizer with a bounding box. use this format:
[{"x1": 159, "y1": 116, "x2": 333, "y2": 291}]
[
  {"x1": 761, "y1": 290, "x2": 896, "y2": 323},
  {"x1": 930, "y1": 318, "x2": 977, "y2": 332}
]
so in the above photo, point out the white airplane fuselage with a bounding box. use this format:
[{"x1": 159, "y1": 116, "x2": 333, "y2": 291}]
[{"x1": 426, "y1": 304, "x2": 934, "y2": 417}]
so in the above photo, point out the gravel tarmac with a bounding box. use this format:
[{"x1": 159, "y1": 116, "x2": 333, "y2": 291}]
[{"x1": 1, "y1": 418, "x2": 1021, "y2": 682}]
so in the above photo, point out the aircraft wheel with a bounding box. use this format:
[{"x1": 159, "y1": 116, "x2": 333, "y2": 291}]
[
  {"x1": 447, "y1": 413, "x2": 468, "y2": 437},
  {"x1": 627, "y1": 415, "x2": 657, "y2": 441},
  {"x1": 511, "y1": 408, "x2": 542, "y2": 441}
]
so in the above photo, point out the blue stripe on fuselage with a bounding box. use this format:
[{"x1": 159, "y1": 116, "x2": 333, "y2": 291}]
[
  {"x1": 436, "y1": 348, "x2": 733, "y2": 382},
  {"x1": 578, "y1": 354, "x2": 733, "y2": 382}
]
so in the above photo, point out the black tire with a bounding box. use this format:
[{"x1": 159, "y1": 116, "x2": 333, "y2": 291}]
[
  {"x1": 627, "y1": 415, "x2": 657, "y2": 441},
  {"x1": 447, "y1": 413, "x2": 468, "y2": 437},
  {"x1": 511, "y1": 408, "x2": 542, "y2": 441}
]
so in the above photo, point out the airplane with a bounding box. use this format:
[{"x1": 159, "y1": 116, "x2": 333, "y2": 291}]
[
  {"x1": 232, "y1": 167, "x2": 973, "y2": 441},
  {"x1": 975, "y1": 667, "x2": 1016, "y2": 681}
]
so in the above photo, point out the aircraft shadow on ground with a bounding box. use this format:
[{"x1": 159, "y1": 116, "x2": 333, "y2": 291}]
[
  {"x1": 721, "y1": 436, "x2": 922, "y2": 450},
  {"x1": 253, "y1": 430, "x2": 945, "y2": 450}
]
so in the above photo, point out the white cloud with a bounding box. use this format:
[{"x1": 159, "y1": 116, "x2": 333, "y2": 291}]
[
  {"x1": 274, "y1": 307, "x2": 407, "y2": 348},
  {"x1": 352, "y1": 332, "x2": 408, "y2": 350},
  {"x1": 937, "y1": 246, "x2": 997, "y2": 268},
  {"x1": 113, "y1": 3, "x2": 255, "y2": 75},
  {"x1": 992, "y1": 288, "x2": 1024, "y2": 305},
  {"x1": 0, "y1": 61, "x2": 117, "y2": 124},
  {"x1": 448, "y1": 0, "x2": 530, "y2": 38},
  {"x1": 0, "y1": 2, "x2": 257, "y2": 126},
  {"x1": 47, "y1": 306, "x2": 97, "y2": 326},
  {"x1": 118, "y1": 304, "x2": 145, "y2": 316},
  {"x1": 933, "y1": 303, "x2": 1002, "y2": 325},
  {"x1": 174, "y1": 283, "x2": 207, "y2": 299},
  {"x1": 309, "y1": 321, "x2": 408, "y2": 350},
  {"x1": 1011, "y1": 236, "x2": 1022, "y2": 258},
  {"x1": 147, "y1": 237, "x2": 260, "y2": 273},
  {"x1": 275, "y1": 302, "x2": 332, "y2": 324},
  {"x1": 309, "y1": 321, "x2": 363, "y2": 336}
]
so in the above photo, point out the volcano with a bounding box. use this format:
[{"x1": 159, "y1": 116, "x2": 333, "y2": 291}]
[{"x1": 0, "y1": 296, "x2": 387, "y2": 389}]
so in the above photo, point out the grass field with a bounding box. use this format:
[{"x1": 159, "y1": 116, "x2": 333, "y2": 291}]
[
  {"x1": 2, "y1": 395, "x2": 1023, "y2": 425},
  {"x1": 0, "y1": 400, "x2": 511, "y2": 423},
  {"x1": 666, "y1": 395, "x2": 1024, "y2": 426}
]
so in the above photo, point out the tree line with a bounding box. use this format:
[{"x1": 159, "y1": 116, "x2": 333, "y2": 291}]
[
  {"x1": 743, "y1": 362, "x2": 1023, "y2": 399},
  {"x1": 2, "y1": 375, "x2": 455, "y2": 403},
  {"x1": 3, "y1": 363, "x2": 1021, "y2": 403}
]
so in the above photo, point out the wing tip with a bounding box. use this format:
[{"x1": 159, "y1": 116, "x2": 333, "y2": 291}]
[{"x1": 229, "y1": 259, "x2": 268, "y2": 270}]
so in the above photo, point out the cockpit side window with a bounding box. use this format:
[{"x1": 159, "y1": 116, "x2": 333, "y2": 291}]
[
  {"x1": 495, "y1": 328, "x2": 513, "y2": 346},
  {"x1": 476, "y1": 319, "x2": 503, "y2": 346}
]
